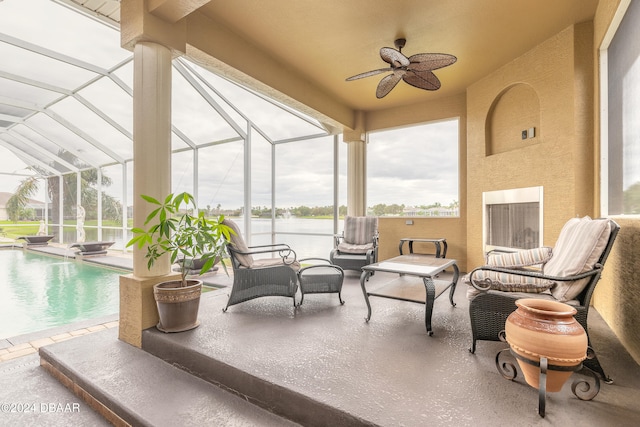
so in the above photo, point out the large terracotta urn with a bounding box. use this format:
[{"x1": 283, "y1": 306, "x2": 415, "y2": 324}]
[{"x1": 505, "y1": 298, "x2": 587, "y2": 392}]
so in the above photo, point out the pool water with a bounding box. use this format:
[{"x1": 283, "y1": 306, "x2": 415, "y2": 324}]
[{"x1": 0, "y1": 249, "x2": 123, "y2": 340}]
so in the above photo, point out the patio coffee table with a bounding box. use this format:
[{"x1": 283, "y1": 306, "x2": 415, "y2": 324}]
[{"x1": 360, "y1": 254, "x2": 459, "y2": 336}]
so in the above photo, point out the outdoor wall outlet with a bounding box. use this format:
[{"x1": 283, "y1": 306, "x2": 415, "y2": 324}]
[
  {"x1": 528, "y1": 127, "x2": 535, "y2": 138},
  {"x1": 406, "y1": 220, "x2": 414, "y2": 225},
  {"x1": 521, "y1": 130, "x2": 528, "y2": 140}
]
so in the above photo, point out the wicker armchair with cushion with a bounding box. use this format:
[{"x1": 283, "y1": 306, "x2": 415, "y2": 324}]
[
  {"x1": 465, "y1": 217, "x2": 619, "y2": 383},
  {"x1": 222, "y1": 219, "x2": 299, "y2": 311},
  {"x1": 329, "y1": 216, "x2": 379, "y2": 272}
]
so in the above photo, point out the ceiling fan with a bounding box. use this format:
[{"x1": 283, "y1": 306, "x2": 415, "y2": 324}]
[{"x1": 346, "y1": 38, "x2": 457, "y2": 98}]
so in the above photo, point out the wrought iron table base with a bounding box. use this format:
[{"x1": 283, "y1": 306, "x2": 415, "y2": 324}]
[
  {"x1": 362, "y1": 273, "x2": 455, "y2": 336},
  {"x1": 495, "y1": 342, "x2": 601, "y2": 418},
  {"x1": 359, "y1": 254, "x2": 459, "y2": 336}
]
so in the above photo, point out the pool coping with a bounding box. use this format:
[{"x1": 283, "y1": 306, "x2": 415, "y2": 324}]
[{"x1": 0, "y1": 315, "x2": 120, "y2": 363}]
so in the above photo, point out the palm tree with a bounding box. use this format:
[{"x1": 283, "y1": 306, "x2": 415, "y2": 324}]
[
  {"x1": 7, "y1": 149, "x2": 120, "y2": 224},
  {"x1": 6, "y1": 176, "x2": 39, "y2": 221}
]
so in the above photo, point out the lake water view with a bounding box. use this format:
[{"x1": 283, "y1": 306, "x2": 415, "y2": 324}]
[
  {"x1": 245, "y1": 218, "x2": 337, "y2": 259},
  {"x1": 61, "y1": 217, "x2": 338, "y2": 260}
]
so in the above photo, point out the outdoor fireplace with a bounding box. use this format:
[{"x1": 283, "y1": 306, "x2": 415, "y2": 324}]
[{"x1": 483, "y1": 186, "x2": 543, "y2": 253}]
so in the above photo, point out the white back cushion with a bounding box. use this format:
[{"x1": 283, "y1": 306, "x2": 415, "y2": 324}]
[
  {"x1": 222, "y1": 219, "x2": 254, "y2": 268},
  {"x1": 343, "y1": 216, "x2": 377, "y2": 245},
  {"x1": 546, "y1": 217, "x2": 611, "y2": 301}
]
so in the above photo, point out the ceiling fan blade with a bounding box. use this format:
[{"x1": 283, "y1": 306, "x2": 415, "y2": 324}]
[
  {"x1": 346, "y1": 68, "x2": 393, "y2": 81},
  {"x1": 376, "y1": 71, "x2": 405, "y2": 98},
  {"x1": 403, "y1": 70, "x2": 441, "y2": 91},
  {"x1": 380, "y1": 47, "x2": 410, "y2": 68},
  {"x1": 407, "y1": 53, "x2": 457, "y2": 71}
]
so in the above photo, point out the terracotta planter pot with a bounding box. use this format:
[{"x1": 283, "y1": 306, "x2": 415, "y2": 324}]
[
  {"x1": 505, "y1": 298, "x2": 587, "y2": 392},
  {"x1": 153, "y1": 280, "x2": 202, "y2": 333}
]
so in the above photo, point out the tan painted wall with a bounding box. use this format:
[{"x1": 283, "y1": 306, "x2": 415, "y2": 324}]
[
  {"x1": 592, "y1": 0, "x2": 640, "y2": 364},
  {"x1": 486, "y1": 83, "x2": 541, "y2": 155},
  {"x1": 461, "y1": 0, "x2": 640, "y2": 364},
  {"x1": 366, "y1": 93, "x2": 468, "y2": 271},
  {"x1": 378, "y1": 217, "x2": 467, "y2": 271},
  {"x1": 466, "y1": 24, "x2": 594, "y2": 271},
  {"x1": 594, "y1": 218, "x2": 640, "y2": 363}
]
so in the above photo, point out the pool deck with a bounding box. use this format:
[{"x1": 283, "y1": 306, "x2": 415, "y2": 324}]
[
  {"x1": 15, "y1": 273, "x2": 640, "y2": 426},
  {"x1": 2, "y1": 243, "x2": 640, "y2": 425},
  {"x1": 23, "y1": 243, "x2": 134, "y2": 270},
  {"x1": 19, "y1": 243, "x2": 233, "y2": 286}
]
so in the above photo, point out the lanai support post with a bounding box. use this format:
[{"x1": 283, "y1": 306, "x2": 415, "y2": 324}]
[{"x1": 119, "y1": 41, "x2": 179, "y2": 347}]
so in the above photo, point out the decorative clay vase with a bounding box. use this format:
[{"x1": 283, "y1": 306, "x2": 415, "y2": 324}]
[{"x1": 505, "y1": 298, "x2": 587, "y2": 392}]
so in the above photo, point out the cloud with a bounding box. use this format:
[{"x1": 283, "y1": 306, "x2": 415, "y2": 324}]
[
  {"x1": 367, "y1": 120, "x2": 459, "y2": 206},
  {"x1": 0, "y1": 0, "x2": 460, "y2": 214}
]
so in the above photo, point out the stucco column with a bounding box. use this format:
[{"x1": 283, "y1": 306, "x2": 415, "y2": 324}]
[
  {"x1": 132, "y1": 41, "x2": 172, "y2": 277},
  {"x1": 120, "y1": 41, "x2": 177, "y2": 347},
  {"x1": 342, "y1": 138, "x2": 366, "y2": 216},
  {"x1": 343, "y1": 111, "x2": 367, "y2": 216}
]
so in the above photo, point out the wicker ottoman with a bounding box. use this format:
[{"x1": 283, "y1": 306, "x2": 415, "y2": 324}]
[{"x1": 297, "y1": 258, "x2": 345, "y2": 306}]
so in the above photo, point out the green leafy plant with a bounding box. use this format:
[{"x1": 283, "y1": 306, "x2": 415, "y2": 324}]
[{"x1": 127, "y1": 192, "x2": 234, "y2": 287}]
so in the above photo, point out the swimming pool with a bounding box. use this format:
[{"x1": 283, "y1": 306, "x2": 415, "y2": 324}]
[{"x1": 0, "y1": 249, "x2": 124, "y2": 340}]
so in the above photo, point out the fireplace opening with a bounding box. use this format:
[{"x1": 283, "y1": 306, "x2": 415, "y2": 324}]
[{"x1": 483, "y1": 186, "x2": 543, "y2": 253}]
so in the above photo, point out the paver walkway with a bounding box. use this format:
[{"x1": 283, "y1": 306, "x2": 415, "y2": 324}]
[{"x1": 0, "y1": 321, "x2": 119, "y2": 363}]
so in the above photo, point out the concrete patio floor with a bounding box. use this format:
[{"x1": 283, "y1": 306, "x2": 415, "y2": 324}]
[{"x1": 2, "y1": 268, "x2": 640, "y2": 426}]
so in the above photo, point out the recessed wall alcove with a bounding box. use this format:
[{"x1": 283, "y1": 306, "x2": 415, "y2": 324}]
[{"x1": 485, "y1": 83, "x2": 541, "y2": 155}]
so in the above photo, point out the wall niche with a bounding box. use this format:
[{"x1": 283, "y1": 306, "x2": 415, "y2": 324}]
[{"x1": 485, "y1": 83, "x2": 541, "y2": 155}]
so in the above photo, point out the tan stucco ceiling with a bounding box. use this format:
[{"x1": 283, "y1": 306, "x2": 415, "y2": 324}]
[
  {"x1": 194, "y1": 1, "x2": 598, "y2": 109},
  {"x1": 80, "y1": 0, "x2": 599, "y2": 128}
]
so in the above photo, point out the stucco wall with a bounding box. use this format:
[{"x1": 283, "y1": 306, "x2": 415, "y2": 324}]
[
  {"x1": 594, "y1": 218, "x2": 640, "y2": 363},
  {"x1": 592, "y1": 0, "x2": 640, "y2": 364},
  {"x1": 466, "y1": 24, "x2": 594, "y2": 271},
  {"x1": 378, "y1": 217, "x2": 467, "y2": 271},
  {"x1": 460, "y1": 0, "x2": 640, "y2": 364},
  {"x1": 486, "y1": 83, "x2": 541, "y2": 155}
]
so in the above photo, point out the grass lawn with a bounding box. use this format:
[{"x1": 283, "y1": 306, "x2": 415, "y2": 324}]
[
  {"x1": 0, "y1": 221, "x2": 40, "y2": 239},
  {"x1": 0, "y1": 220, "x2": 123, "y2": 240}
]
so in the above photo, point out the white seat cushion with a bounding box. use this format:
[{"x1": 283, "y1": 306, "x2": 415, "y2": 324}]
[
  {"x1": 251, "y1": 257, "x2": 300, "y2": 271},
  {"x1": 337, "y1": 241, "x2": 374, "y2": 254}
]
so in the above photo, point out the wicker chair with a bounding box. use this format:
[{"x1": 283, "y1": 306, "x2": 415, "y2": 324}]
[
  {"x1": 466, "y1": 218, "x2": 619, "y2": 383},
  {"x1": 329, "y1": 216, "x2": 378, "y2": 272},
  {"x1": 222, "y1": 219, "x2": 299, "y2": 311}
]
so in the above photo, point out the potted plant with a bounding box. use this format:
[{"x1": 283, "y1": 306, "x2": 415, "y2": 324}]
[{"x1": 127, "y1": 192, "x2": 233, "y2": 333}]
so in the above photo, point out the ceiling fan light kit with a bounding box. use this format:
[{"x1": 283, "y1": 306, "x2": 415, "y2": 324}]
[{"x1": 346, "y1": 38, "x2": 457, "y2": 98}]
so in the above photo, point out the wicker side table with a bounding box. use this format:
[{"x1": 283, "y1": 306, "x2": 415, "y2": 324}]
[{"x1": 298, "y1": 258, "x2": 345, "y2": 306}]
